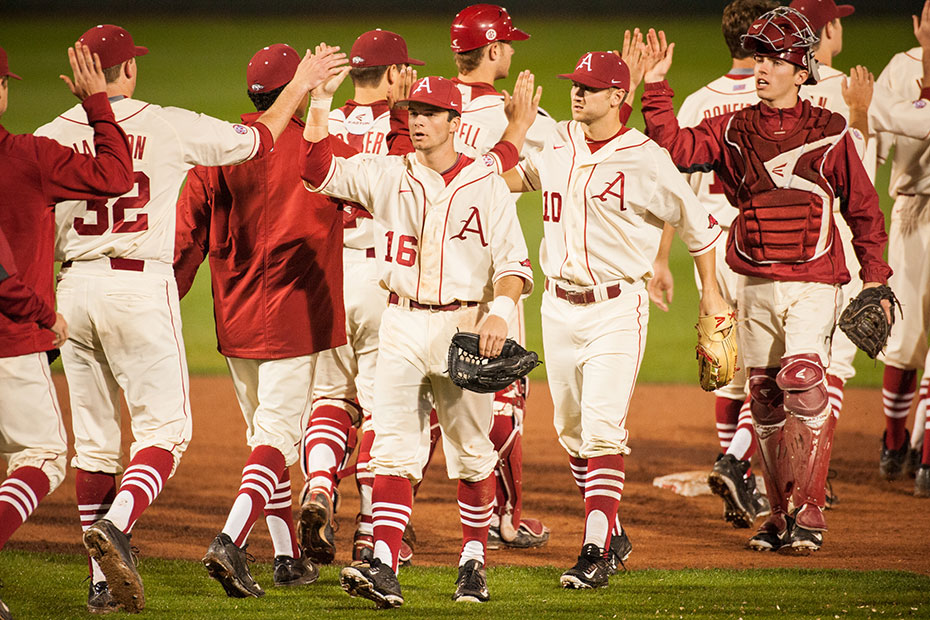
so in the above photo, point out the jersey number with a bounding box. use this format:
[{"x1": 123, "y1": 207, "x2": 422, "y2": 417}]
[
  {"x1": 707, "y1": 172, "x2": 725, "y2": 195},
  {"x1": 543, "y1": 191, "x2": 562, "y2": 223},
  {"x1": 385, "y1": 231, "x2": 417, "y2": 267},
  {"x1": 74, "y1": 171, "x2": 150, "y2": 236}
]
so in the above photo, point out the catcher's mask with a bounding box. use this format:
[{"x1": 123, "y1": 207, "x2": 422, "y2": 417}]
[{"x1": 741, "y1": 7, "x2": 821, "y2": 85}]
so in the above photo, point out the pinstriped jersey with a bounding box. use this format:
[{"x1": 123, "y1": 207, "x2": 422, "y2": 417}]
[{"x1": 35, "y1": 98, "x2": 266, "y2": 264}]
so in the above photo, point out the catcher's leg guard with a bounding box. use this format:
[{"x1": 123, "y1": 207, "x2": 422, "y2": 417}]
[
  {"x1": 784, "y1": 409, "x2": 834, "y2": 530},
  {"x1": 490, "y1": 380, "x2": 526, "y2": 538},
  {"x1": 749, "y1": 368, "x2": 790, "y2": 515},
  {"x1": 776, "y1": 354, "x2": 828, "y2": 417}
]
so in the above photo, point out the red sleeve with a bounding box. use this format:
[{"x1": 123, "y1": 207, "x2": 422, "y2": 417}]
[
  {"x1": 38, "y1": 92, "x2": 134, "y2": 203},
  {"x1": 921, "y1": 86, "x2": 930, "y2": 100},
  {"x1": 330, "y1": 134, "x2": 358, "y2": 158},
  {"x1": 387, "y1": 107, "x2": 413, "y2": 155},
  {"x1": 174, "y1": 166, "x2": 213, "y2": 299},
  {"x1": 300, "y1": 137, "x2": 335, "y2": 188},
  {"x1": 0, "y1": 227, "x2": 55, "y2": 327},
  {"x1": 641, "y1": 80, "x2": 727, "y2": 173},
  {"x1": 489, "y1": 140, "x2": 519, "y2": 172},
  {"x1": 831, "y1": 133, "x2": 893, "y2": 284},
  {"x1": 250, "y1": 121, "x2": 274, "y2": 158}
]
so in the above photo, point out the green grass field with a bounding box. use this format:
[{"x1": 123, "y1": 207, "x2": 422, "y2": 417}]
[
  {"x1": 3, "y1": 549, "x2": 928, "y2": 619},
  {"x1": 0, "y1": 15, "x2": 913, "y2": 381}
]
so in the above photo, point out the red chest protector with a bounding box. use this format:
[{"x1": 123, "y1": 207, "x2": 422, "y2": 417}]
[{"x1": 725, "y1": 101, "x2": 847, "y2": 264}]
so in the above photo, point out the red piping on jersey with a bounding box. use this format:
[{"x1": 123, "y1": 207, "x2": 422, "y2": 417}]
[
  {"x1": 623, "y1": 293, "x2": 646, "y2": 423},
  {"x1": 405, "y1": 168, "x2": 428, "y2": 302},
  {"x1": 165, "y1": 281, "x2": 190, "y2": 453},
  {"x1": 59, "y1": 103, "x2": 152, "y2": 126},
  {"x1": 905, "y1": 50, "x2": 921, "y2": 62},
  {"x1": 38, "y1": 353, "x2": 67, "y2": 446},
  {"x1": 689, "y1": 226, "x2": 723, "y2": 255},
  {"x1": 439, "y1": 170, "x2": 494, "y2": 304},
  {"x1": 559, "y1": 123, "x2": 579, "y2": 280},
  {"x1": 703, "y1": 83, "x2": 755, "y2": 96},
  {"x1": 463, "y1": 103, "x2": 504, "y2": 113},
  {"x1": 581, "y1": 165, "x2": 598, "y2": 284}
]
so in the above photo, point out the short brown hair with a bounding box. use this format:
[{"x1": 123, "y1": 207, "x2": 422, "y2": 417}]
[
  {"x1": 103, "y1": 63, "x2": 123, "y2": 83},
  {"x1": 454, "y1": 45, "x2": 488, "y2": 74},
  {"x1": 350, "y1": 65, "x2": 391, "y2": 89},
  {"x1": 723, "y1": 0, "x2": 781, "y2": 59}
]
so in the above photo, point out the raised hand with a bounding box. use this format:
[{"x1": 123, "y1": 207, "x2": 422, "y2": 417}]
[
  {"x1": 386, "y1": 65, "x2": 417, "y2": 109},
  {"x1": 914, "y1": 0, "x2": 930, "y2": 49},
  {"x1": 643, "y1": 28, "x2": 675, "y2": 83},
  {"x1": 294, "y1": 44, "x2": 348, "y2": 94},
  {"x1": 841, "y1": 65, "x2": 874, "y2": 111},
  {"x1": 59, "y1": 41, "x2": 107, "y2": 101},
  {"x1": 503, "y1": 70, "x2": 542, "y2": 131}
]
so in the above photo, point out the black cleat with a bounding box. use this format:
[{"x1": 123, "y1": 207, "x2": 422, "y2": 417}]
[
  {"x1": 273, "y1": 555, "x2": 319, "y2": 587},
  {"x1": 779, "y1": 521, "x2": 823, "y2": 556},
  {"x1": 87, "y1": 580, "x2": 119, "y2": 614},
  {"x1": 747, "y1": 514, "x2": 790, "y2": 552},
  {"x1": 606, "y1": 527, "x2": 633, "y2": 575},
  {"x1": 708, "y1": 454, "x2": 757, "y2": 528},
  {"x1": 905, "y1": 448, "x2": 922, "y2": 479},
  {"x1": 879, "y1": 430, "x2": 910, "y2": 480},
  {"x1": 83, "y1": 519, "x2": 145, "y2": 613},
  {"x1": 202, "y1": 533, "x2": 265, "y2": 598},
  {"x1": 340, "y1": 558, "x2": 404, "y2": 608},
  {"x1": 560, "y1": 543, "x2": 609, "y2": 589},
  {"x1": 915, "y1": 465, "x2": 930, "y2": 498},
  {"x1": 453, "y1": 559, "x2": 490, "y2": 602},
  {"x1": 297, "y1": 491, "x2": 336, "y2": 564}
]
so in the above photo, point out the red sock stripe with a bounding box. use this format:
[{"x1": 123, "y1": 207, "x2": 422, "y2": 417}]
[
  {"x1": 0, "y1": 467, "x2": 50, "y2": 549},
  {"x1": 584, "y1": 467, "x2": 625, "y2": 501},
  {"x1": 120, "y1": 447, "x2": 173, "y2": 531},
  {"x1": 715, "y1": 397, "x2": 742, "y2": 450},
  {"x1": 826, "y1": 374, "x2": 845, "y2": 419},
  {"x1": 372, "y1": 475, "x2": 413, "y2": 571},
  {"x1": 265, "y1": 472, "x2": 293, "y2": 511},
  {"x1": 569, "y1": 456, "x2": 587, "y2": 497},
  {"x1": 76, "y1": 470, "x2": 117, "y2": 530}
]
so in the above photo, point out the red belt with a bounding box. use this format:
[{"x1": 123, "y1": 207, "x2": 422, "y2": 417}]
[
  {"x1": 547, "y1": 278, "x2": 622, "y2": 305},
  {"x1": 61, "y1": 258, "x2": 146, "y2": 272},
  {"x1": 388, "y1": 292, "x2": 478, "y2": 311},
  {"x1": 365, "y1": 247, "x2": 376, "y2": 259}
]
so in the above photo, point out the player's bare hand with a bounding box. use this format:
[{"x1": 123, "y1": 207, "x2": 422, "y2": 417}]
[
  {"x1": 647, "y1": 259, "x2": 675, "y2": 312},
  {"x1": 698, "y1": 288, "x2": 729, "y2": 318},
  {"x1": 841, "y1": 65, "x2": 874, "y2": 111},
  {"x1": 387, "y1": 66, "x2": 417, "y2": 109},
  {"x1": 477, "y1": 314, "x2": 508, "y2": 358},
  {"x1": 503, "y1": 70, "x2": 542, "y2": 131},
  {"x1": 60, "y1": 42, "x2": 107, "y2": 101},
  {"x1": 914, "y1": 0, "x2": 930, "y2": 49},
  {"x1": 863, "y1": 281, "x2": 893, "y2": 324},
  {"x1": 643, "y1": 28, "x2": 675, "y2": 83},
  {"x1": 50, "y1": 313, "x2": 69, "y2": 347},
  {"x1": 295, "y1": 44, "x2": 348, "y2": 94}
]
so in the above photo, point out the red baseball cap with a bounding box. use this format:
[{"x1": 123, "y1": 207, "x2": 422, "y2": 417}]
[
  {"x1": 450, "y1": 4, "x2": 530, "y2": 53},
  {"x1": 0, "y1": 47, "x2": 22, "y2": 81},
  {"x1": 247, "y1": 44, "x2": 300, "y2": 93},
  {"x1": 350, "y1": 30, "x2": 424, "y2": 68},
  {"x1": 399, "y1": 76, "x2": 463, "y2": 113},
  {"x1": 79, "y1": 24, "x2": 148, "y2": 70},
  {"x1": 789, "y1": 0, "x2": 854, "y2": 31},
  {"x1": 558, "y1": 52, "x2": 631, "y2": 91}
]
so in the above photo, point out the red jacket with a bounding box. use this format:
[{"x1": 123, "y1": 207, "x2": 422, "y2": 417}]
[
  {"x1": 0, "y1": 225, "x2": 55, "y2": 329},
  {"x1": 0, "y1": 92, "x2": 133, "y2": 358},
  {"x1": 175, "y1": 113, "x2": 348, "y2": 359},
  {"x1": 641, "y1": 80, "x2": 891, "y2": 286}
]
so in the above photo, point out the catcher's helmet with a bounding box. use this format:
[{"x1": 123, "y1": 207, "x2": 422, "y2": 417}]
[
  {"x1": 741, "y1": 7, "x2": 820, "y2": 84},
  {"x1": 450, "y1": 4, "x2": 530, "y2": 53}
]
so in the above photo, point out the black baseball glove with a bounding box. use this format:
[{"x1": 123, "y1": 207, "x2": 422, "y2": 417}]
[
  {"x1": 447, "y1": 331, "x2": 541, "y2": 394},
  {"x1": 838, "y1": 284, "x2": 901, "y2": 359}
]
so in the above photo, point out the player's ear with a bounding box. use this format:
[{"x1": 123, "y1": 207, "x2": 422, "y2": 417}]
[
  {"x1": 386, "y1": 64, "x2": 399, "y2": 85},
  {"x1": 488, "y1": 42, "x2": 499, "y2": 62},
  {"x1": 124, "y1": 58, "x2": 136, "y2": 80},
  {"x1": 610, "y1": 88, "x2": 626, "y2": 107},
  {"x1": 793, "y1": 66, "x2": 808, "y2": 88}
]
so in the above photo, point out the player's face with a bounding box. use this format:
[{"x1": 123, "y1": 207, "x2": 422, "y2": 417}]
[
  {"x1": 408, "y1": 102, "x2": 459, "y2": 153},
  {"x1": 494, "y1": 41, "x2": 515, "y2": 80},
  {"x1": 569, "y1": 82, "x2": 616, "y2": 123},
  {"x1": 753, "y1": 55, "x2": 805, "y2": 106},
  {"x1": 0, "y1": 77, "x2": 7, "y2": 118}
]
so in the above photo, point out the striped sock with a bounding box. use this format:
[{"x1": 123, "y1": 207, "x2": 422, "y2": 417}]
[
  {"x1": 371, "y1": 475, "x2": 413, "y2": 572},
  {"x1": 223, "y1": 445, "x2": 286, "y2": 547},
  {"x1": 715, "y1": 397, "x2": 742, "y2": 452},
  {"x1": 355, "y1": 425, "x2": 375, "y2": 537},
  {"x1": 0, "y1": 466, "x2": 50, "y2": 550},
  {"x1": 302, "y1": 402, "x2": 354, "y2": 497},
  {"x1": 569, "y1": 455, "x2": 587, "y2": 497},
  {"x1": 105, "y1": 447, "x2": 174, "y2": 533},
  {"x1": 726, "y1": 398, "x2": 755, "y2": 461},
  {"x1": 583, "y1": 455, "x2": 625, "y2": 552},
  {"x1": 883, "y1": 367, "x2": 917, "y2": 449},
  {"x1": 457, "y1": 475, "x2": 495, "y2": 566},
  {"x1": 264, "y1": 468, "x2": 299, "y2": 558},
  {"x1": 918, "y1": 378, "x2": 930, "y2": 465},
  {"x1": 76, "y1": 470, "x2": 116, "y2": 582},
  {"x1": 826, "y1": 374, "x2": 845, "y2": 421}
]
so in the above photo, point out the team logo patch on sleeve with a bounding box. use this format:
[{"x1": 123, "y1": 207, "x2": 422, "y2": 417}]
[
  {"x1": 520, "y1": 259, "x2": 532, "y2": 267},
  {"x1": 914, "y1": 99, "x2": 927, "y2": 109},
  {"x1": 233, "y1": 124, "x2": 249, "y2": 135},
  {"x1": 482, "y1": 154, "x2": 495, "y2": 167},
  {"x1": 708, "y1": 214, "x2": 719, "y2": 229}
]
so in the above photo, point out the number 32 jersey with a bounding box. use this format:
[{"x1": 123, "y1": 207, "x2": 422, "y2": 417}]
[
  {"x1": 517, "y1": 121, "x2": 721, "y2": 287},
  {"x1": 36, "y1": 97, "x2": 268, "y2": 264}
]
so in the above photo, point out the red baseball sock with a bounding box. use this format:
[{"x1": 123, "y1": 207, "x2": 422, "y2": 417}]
[
  {"x1": 583, "y1": 454, "x2": 625, "y2": 552},
  {"x1": 264, "y1": 468, "x2": 299, "y2": 558},
  {"x1": 303, "y1": 403, "x2": 354, "y2": 497},
  {"x1": 827, "y1": 374, "x2": 845, "y2": 421},
  {"x1": 223, "y1": 445, "x2": 286, "y2": 547},
  {"x1": 413, "y1": 409, "x2": 442, "y2": 497},
  {"x1": 883, "y1": 366, "x2": 917, "y2": 449},
  {"x1": 727, "y1": 398, "x2": 755, "y2": 462},
  {"x1": 107, "y1": 447, "x2": 174, "y2": 533},
  {"x1": 355, "y1": 426, "x2": 375, "y2": 536},
  {"x1": 457, "y1": 475, "x2": 495, "y2": 566},
  {"x1": 919, "y1": 378, "x2": 930, "y2": 466},
  {"x1": 715, "y1": 396, "x2": 743, "y2": 452},
  {"x1": 76, "y1": 470, "x2": 117, "y2": 580},
  {"x1": 0, "y1": 466, "x2": 50, "y2": 550},
  {"x1": 569, "y1": 455, "x2": 587, "y2": 497},
  {"x1": 371, "y1": 475, "x2": 413, "y2": 571}
]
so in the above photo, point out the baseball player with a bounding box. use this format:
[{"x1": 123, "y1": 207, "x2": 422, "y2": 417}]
[
  {"x1": 173, "y1": 43, "x2": 350, "y2": 598},
  {"x1": 447, "y1": 2, "x2": 555, "y2": 555},
  {"x1": 647, "y1": 0, "x2": 777, "y2": 530},
  {"x1": 302, "y1": 68, "x2": 539, "y2": 606},
  {"x1": 499, "y1": 51, "x2": 726, "y2": 588},
  {"x1": 642, "y1": 8, "x2": 892, "y2": 554},
  {"x1": 0, "y1": 42, "x2": 133, "y2": 616},
  {"x1": 35, "y1": 25, "x2": 345, "y2": 612},
  {"x1": 872, "y1": 1, "x2": 930, "y2": 494},
  {"x1": 297, "y1": 29, "x2": 424, "y2": 567}
]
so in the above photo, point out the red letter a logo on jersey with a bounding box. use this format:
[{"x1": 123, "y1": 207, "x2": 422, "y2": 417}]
[{"x1": 450, "y1": 206, "x2": 488, "y2": 247}]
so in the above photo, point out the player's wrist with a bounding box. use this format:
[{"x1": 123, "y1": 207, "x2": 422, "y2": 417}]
[
  {"x1": 488, "y1": 295, "x2": 517, "y2": 321},
  {"x1": 310, "y1": 96, "x2": 333, "y2": 110}
]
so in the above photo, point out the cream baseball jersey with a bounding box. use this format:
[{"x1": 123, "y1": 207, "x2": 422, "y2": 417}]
[
  {"x1": 517, "y1": 121, "x2": 721, "y2": 287},
  {"x1": 329, "y1": 101, "x2": 390, "y2": 251},
  {"x1": 35, "y1": 98, "x2": 267, "y2": 263},
  {"x1": 869, "y1": 82, "x2": 930, "y2": 139},
  {"x1": 677, "y1": 73, "x2": 758, "y2": 228},
  {"x1": 310, "y1": 152, "x2": 533, "y2": 304},
  {"x1": 876, "y1": 47, "x2": 930, "y2": 197}
]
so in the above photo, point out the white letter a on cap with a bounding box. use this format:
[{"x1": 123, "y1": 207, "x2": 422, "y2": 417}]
[
  {"x1": 578, "y1": 53, "x2": 593, "y2": 72},
  {"x1": 413, "y1": 77, "x2": 433, "y2": 94}
]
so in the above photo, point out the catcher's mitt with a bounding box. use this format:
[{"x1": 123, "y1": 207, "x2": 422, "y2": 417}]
[
  {"x1": 447, "y1": 331, "x2": 541, "y2": 394},
  {"x1": 695, "y1": 310, "x2": 738, "y2": 392},
  {"x1": 838, "y1": 284, "x2": 900, "y2": 359}
]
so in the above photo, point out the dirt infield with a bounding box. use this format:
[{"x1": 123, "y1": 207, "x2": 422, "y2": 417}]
[{"x1": 9, "y1": 376, "x2": 930, "y2": 574}]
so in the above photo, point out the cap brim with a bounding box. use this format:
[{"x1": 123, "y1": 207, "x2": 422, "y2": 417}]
[
  {"x1": 836, "y1": 5, "x2": 854, "y2": 18},
  {"x1": 406, "y1": 57, "x2": 425, "y2": 66},
  {"x1": 134, "y1": 45, "x2": 149, "y2": 58},
  {"x1": 3, "y1": 72, "x2": 22, "y2": 80},
  {"x1": 506, "y1": 28, "x2": 530, "y2": 42},
  {"x1": 557, "y1": 71, "x2": 611, "y2": 89}
]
